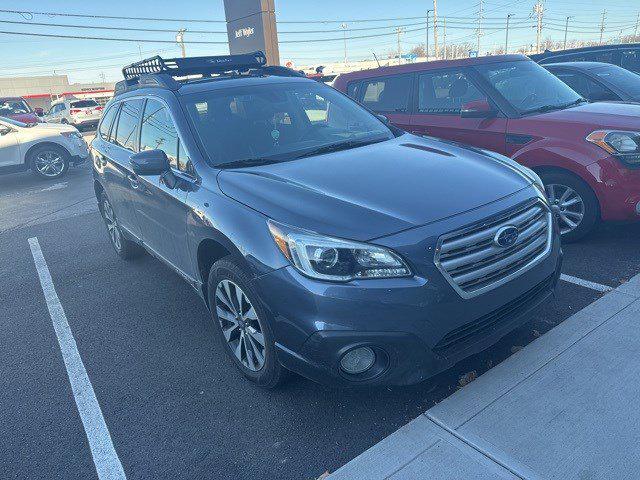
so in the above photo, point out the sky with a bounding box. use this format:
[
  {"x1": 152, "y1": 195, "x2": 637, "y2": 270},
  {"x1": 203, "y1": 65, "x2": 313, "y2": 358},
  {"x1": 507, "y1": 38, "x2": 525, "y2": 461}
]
[{"x1": 1, "y1": 0, "x2": 638, "y2": 83}]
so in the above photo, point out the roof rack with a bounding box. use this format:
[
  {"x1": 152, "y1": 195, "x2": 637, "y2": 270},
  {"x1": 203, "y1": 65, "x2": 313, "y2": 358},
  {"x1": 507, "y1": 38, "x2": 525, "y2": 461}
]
[
  {"x1": 114, "y1": 51, "x2": 305, "y2": 96},
  {"x1": 122, "y1": 51, "x2": 269, "y2": 80}
]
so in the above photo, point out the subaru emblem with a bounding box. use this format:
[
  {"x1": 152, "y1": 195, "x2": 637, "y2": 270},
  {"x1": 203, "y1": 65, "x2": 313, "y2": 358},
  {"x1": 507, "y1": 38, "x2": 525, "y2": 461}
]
[{"x1": 494, "y1": 226, "x2": 519, "y2": 248}]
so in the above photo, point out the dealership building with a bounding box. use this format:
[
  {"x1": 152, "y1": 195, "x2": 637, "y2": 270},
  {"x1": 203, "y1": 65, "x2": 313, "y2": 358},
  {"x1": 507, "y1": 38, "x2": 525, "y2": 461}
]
[{"x1": 0, "y1": 74, "x2": 115, "y2": 112}]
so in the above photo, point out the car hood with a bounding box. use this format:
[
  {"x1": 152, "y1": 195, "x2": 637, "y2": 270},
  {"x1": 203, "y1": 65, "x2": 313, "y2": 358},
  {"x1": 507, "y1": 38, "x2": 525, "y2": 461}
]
[
  {"x1": 30, "y1": 122, "x2": 77, "y2": 132},
  {"x1": 7, "y1": 112, "x2": 43, "y2": 123},
  {"x1": 534, "y1": 101, "x2": 640, "y2": 130},
  {"x1": 217, "y1": 135, "x2": 533, "y2": 241}
]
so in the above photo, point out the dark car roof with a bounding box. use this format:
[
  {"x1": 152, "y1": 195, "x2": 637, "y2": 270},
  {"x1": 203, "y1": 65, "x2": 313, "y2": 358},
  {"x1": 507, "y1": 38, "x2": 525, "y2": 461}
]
[
  {"x1": 177, "y1": 74, "x2": 316, "y2": 96},
  {"x1": 531, "y1": 43, "x2": 640, "y2": 61},
  {"x1": 543, "y1": 61, "x2": 620, "y2": 71},
  {"x1": 334, "y1": 54, "x2": 529, "y2": 82}
]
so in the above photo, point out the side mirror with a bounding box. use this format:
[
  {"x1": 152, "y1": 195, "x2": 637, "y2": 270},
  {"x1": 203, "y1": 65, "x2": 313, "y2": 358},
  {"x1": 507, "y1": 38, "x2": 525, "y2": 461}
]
[
  {"x1": 34, "y1": 107, "x2": 44, "y2": 116},
  {"x1": 130, "y1": 149, "x2": 170, "y2": 175},
  {"x1": 460, "y1": 99, "x2": 496, "y2": 118},
  {"x1": 0, "y1": 127, "x2": 12, "y2": 136},
  {"x1": 375, "y1": 113, "x2": 390, "y2": 124}
]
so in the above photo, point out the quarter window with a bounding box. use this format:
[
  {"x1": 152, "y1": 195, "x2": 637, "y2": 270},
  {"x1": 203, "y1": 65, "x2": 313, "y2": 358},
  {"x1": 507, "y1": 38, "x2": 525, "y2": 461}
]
[
  {"x1": 417, "y1": 71, "x2": 485, "y2": 114},
  {"x1": 114, "y1": 99, "x2": 143, "y2": 152},
  {"x1": 360, "y1": 75, "x2": 412, "y2": 113}
]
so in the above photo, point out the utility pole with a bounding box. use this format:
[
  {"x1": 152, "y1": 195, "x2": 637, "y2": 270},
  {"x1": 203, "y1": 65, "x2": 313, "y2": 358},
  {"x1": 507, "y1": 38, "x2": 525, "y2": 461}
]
[
  {"x1": 176, "y1": 29, "x2": 186, "y2": 58},
  {"x1": 443, "y1": 17, "x2": 447, "y2": 60},
  {"x1": 477, "y1": 0, "x2": 484, "y2": 55},
  {"x1": 396, "y1": 27, "x2": 404, "y2": 65},
  {"x1": 634, "y1": 12, "x2": 639, "y2": 40},
  {"x1": 340, "y1": 23, "x2": 348, "y2": 67},
  {"x1": 599, "y1": 10, "x2": 606, "y2": 44},
  {"x1": 563, "y1": 16, "x2": 571, "y2": 49},
  {"x1": 433, "y1": 0, "x2": 439, "y2": 60},
  {"x1": 534, "y1": 2, "x2": 544, "y2": 54},
  {"x1": 426, "y1": 9, "x2": 432, "y2": 60},
  {"x1": 505, "y1": 14, "x2": 513, "y2": 53}
]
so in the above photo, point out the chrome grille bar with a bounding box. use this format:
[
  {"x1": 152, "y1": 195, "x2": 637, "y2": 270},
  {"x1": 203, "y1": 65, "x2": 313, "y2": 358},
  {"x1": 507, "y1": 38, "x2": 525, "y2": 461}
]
[{"x1": 434, "y1": 199, "x2": 553, "y2": 299}]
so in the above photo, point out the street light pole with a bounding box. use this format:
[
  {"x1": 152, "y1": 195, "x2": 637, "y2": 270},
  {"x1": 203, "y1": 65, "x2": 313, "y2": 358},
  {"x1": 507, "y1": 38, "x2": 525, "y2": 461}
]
[
  {"x1": 176, "y1": 29, "x2": 186, "y2": 58},
  {"x1": 340, "y1": 23, "x2": 348, "y2": 67},
  {"x1": 426, "y1": 10, "x2": 432, "y2": 61},
  {"x1": 505, "y1": 14, "x2": 513, "y2": 53},
  {"x1": 563, "y1": 16, "x2": 571, "y2": 49}
]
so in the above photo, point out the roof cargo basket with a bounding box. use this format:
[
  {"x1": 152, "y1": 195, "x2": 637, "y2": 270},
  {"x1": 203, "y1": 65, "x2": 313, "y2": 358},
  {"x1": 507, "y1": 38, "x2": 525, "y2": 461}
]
[{"x1": 122, "y1": 51, "x2": 268, "y2": 80}]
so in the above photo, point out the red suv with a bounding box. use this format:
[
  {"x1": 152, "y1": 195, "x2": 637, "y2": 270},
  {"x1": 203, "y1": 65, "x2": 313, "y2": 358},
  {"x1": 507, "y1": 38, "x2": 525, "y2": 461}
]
[
  {"x1": 0, "y1": 96, "x2": 44, "y2": 123},
  {"x1": 334, "y1": 55, "x2": 640, "y2": 241}
]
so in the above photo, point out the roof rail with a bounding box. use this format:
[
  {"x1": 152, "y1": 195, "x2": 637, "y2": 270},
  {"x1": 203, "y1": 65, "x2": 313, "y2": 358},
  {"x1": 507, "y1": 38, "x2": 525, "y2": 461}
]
[{"x1": 122, "y1": 51, "x2": 268, "y2": 81}]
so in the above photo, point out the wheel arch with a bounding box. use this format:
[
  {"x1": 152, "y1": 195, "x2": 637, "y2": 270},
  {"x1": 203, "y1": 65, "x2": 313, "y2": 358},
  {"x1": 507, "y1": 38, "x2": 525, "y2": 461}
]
[
  {"x1": 24, "y1": 141, "x2": 72, "y2": 167},
  {"x1": 197, "y1": 236, "x2": 237, "y2": 308},
  {"x1": 531, "y1": 165, "x2": 602, "y2": 219}
]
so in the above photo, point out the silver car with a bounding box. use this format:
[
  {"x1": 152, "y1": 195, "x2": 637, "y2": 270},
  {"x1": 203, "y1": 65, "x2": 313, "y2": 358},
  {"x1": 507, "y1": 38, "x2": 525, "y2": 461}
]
[{"x1": 46, "y1": 98, "x2": 103, "y2": 130}]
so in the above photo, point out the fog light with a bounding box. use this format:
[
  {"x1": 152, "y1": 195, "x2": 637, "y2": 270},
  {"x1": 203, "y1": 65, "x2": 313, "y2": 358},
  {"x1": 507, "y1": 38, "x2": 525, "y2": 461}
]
[{"x1": 340, "y1": 347, "x2": 376, "y2": 374}]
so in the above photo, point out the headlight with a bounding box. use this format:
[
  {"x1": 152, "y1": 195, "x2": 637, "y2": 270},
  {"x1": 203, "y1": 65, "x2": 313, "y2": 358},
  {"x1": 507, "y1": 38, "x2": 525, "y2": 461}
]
[
  {"x1": 61, "y1": 130, "x2": 82, "y2": 139},
  {"x1": 586, "y1": 130, "x2": 640, "y2": 167},
  {"x1": 268, "y1": 220, "x2": 411, "y2": 281}
]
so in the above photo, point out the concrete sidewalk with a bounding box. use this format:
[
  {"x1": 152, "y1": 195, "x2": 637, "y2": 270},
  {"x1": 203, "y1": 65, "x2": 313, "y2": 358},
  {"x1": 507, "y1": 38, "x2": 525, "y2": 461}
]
[{"x1": 330, "y1": 273, "x2": 640, "y2": 480}]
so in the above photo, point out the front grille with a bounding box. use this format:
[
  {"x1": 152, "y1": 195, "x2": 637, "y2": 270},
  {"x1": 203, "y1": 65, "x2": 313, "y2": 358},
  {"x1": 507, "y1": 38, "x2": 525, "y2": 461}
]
[
  {"x1": 433, "y1": 274, "x2": 555, "y2": 354},
  {"x1": 435, "y1": 200, "x2": 552, "y2": 299}
]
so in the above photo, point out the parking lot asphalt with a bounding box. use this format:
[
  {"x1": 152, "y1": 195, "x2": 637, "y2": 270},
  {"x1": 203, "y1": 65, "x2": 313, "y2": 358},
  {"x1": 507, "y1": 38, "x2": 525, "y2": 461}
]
[{"x1": 1, "y1": 157, "x2": 638, "y2": 479}]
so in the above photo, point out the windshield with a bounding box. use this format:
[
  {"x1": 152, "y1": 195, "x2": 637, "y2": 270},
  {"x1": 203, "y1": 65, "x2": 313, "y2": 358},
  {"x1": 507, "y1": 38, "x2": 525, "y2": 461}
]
[
  {"x1": 180, "y1": 81, "x2": 395, "y2": 167},
  {"x1": 0, "y1": 115, "x2": 29, "y2": 127},
  {"x1": 593, "y1": 65, "x2": 640, "y2": 99},
  {"x1": 476, "y1": 61, "x2": 583, "y2": 114},
  {"x1": 0, "y1": 98, "x2": 33, "y2": 116}
]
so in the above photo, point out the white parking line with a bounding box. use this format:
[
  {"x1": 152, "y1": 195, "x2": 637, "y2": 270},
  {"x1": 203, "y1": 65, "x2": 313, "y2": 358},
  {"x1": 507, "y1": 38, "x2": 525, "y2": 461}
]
[
  {"x1": 28, "y1": 237, "x2": 126, "y2": 480},
  {"x1": 560, "y1": 273, "x2": 613, "y2": 293}
]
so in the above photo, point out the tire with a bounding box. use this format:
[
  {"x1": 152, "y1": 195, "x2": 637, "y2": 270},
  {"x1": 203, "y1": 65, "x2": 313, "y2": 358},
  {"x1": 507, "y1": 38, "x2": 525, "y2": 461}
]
[
  {"x1": 99, "y1": 192, "x2": 144, "y2": 260},
  {"x1": 207, "y1": 257, "x2": 287, "y2": 388},
  {"x1": 28, "y1": 144, "x2": 70, "y2": 180},
  {"x1": 540, "y1": 171, "x2": 599, "y2": 242}
]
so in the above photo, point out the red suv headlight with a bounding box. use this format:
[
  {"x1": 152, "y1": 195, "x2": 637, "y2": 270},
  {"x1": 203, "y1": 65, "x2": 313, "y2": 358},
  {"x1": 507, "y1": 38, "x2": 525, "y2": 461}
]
[{"x1": 586, "y1": 130, "x2": 640, "y2": 168}]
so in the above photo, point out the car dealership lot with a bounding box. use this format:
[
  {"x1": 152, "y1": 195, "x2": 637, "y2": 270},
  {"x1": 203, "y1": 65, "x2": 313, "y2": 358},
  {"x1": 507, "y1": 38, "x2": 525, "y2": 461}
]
[{"x1": 1, "y1": 167, "x2": 638, "y2": 479}]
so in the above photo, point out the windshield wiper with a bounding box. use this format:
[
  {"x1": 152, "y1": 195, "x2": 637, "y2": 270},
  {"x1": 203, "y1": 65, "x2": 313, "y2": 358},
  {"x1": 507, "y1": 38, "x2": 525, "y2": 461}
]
[
  {"x1": 217, "y1": 157, "x2": 283, "y2": 169},
  {"x1": 522, "y1": 98, "x2": 588, "y2": 114},
  {"x1": 294, "y1": 137, "x2": 387, "y2": 159}
]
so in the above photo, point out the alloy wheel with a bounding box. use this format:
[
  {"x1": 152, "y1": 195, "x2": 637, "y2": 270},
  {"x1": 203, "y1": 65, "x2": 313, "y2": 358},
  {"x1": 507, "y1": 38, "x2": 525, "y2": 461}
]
[
  {"x1": 546, "y1": 183, "x2": 585, "y2": 235},
  {"x1": 102, "y1": 198, "x2": 122, "y2": 251},
  {"x1": 214, "y1": 279, "x2": 266, "y2": 372},
  {"x1": 34, "y1": 151, "x2": 65, "y2": 177}
]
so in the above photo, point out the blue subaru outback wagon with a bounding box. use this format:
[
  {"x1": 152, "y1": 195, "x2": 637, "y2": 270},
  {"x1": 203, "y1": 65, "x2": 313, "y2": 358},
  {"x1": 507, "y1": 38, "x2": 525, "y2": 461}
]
[{"x1": 92, "y1": 52, "x2": 562, "y2": 387}]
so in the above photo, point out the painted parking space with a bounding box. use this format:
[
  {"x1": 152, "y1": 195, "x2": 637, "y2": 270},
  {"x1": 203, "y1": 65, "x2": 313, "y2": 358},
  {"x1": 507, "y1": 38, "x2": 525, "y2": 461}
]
[{"x1": 2, "y1": 211, "x2": 602, "y2": 480}]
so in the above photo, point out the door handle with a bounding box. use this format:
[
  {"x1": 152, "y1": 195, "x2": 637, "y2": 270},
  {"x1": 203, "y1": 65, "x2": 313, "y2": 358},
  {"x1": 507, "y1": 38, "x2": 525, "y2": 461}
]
[
  {"x1": 127, "y1": 174, "x2": 140, "y2": 189},
  {"x1": 410, "y1": 130, "x2": 425, "y2": 135}
]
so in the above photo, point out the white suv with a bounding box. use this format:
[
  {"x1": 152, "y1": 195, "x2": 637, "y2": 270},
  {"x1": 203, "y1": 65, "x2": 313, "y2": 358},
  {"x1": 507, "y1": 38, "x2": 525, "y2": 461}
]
[
  {"x1": 45, "y1": 98, "x2": 103, "y2": 130},
  {"x1": 0, "y1": 116, "x2": 89, "y2": 179}
]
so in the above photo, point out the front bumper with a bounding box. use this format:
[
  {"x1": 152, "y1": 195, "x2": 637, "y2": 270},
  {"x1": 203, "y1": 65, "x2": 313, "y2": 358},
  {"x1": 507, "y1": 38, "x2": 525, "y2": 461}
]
[
  {"x1": 587, "y1": 157, "x2": 640, "y2": 222},
  {"x1": 253, "y1": 189, "x2": 563, "y2": 386}
]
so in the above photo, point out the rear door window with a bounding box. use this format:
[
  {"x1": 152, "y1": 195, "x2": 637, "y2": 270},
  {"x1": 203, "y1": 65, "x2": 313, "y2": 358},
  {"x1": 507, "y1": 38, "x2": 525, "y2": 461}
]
[
  {"x1": 359, "y1": 75, "x2": 412, "y2": 113},
  {"x1": 113, "y1": 99, "x2": 143, "y2": 152},
  {"x1": 417, "y1": 70, "x2": 485, "y2": 114},
  {"x1": 98, "y1": 104, "x2": 118, "y2": 141}
]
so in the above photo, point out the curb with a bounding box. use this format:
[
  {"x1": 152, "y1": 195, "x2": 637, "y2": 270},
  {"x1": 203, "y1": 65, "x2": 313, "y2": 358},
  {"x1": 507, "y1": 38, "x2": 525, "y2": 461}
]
[{"x1": 329, "y1": 273, "x2": 640, "y2": 479}]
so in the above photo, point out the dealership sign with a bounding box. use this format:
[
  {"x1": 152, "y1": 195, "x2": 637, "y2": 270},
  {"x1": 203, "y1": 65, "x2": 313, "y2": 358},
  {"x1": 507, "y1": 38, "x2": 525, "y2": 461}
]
[{"x1": 223, "y1": 0, "x2": 280, "y2": 65}]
